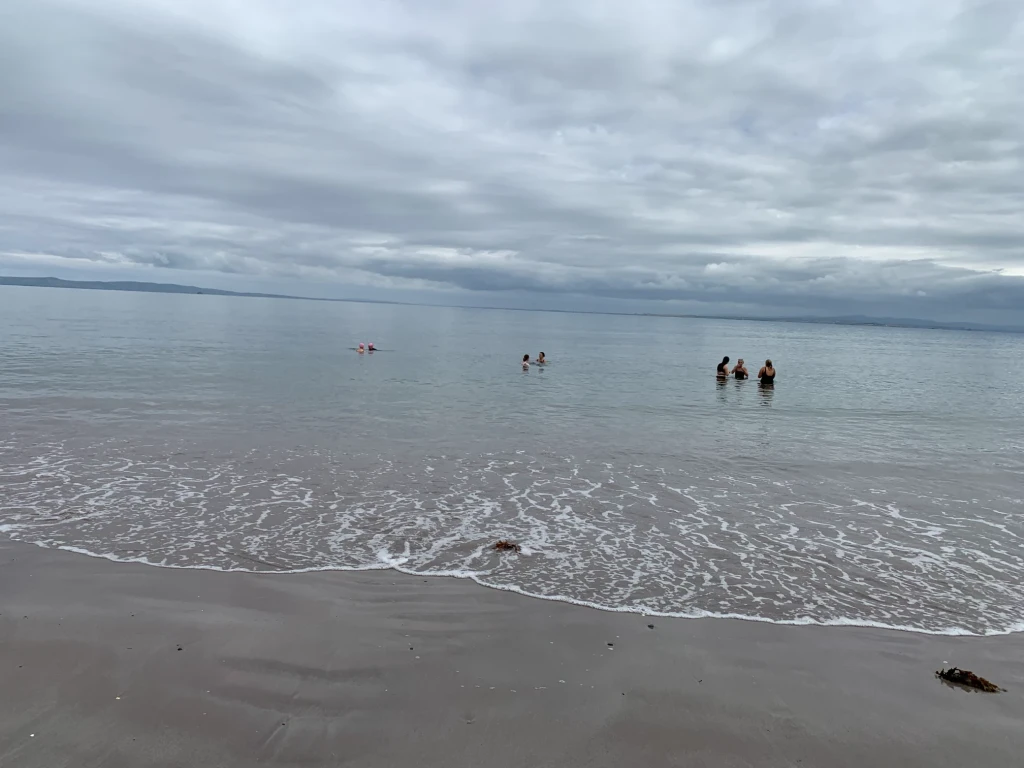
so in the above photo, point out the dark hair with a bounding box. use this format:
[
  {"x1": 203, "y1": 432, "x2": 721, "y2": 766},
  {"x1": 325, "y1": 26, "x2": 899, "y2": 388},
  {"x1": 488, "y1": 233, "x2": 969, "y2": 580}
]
[
  {"x1": 765, "y1": 359, "x2": 773, "y2": 366},
  {"x1": 539, "y1": 352, "x2": 545, "y2": 357},
  {"x1": 523, "y1": 354, "x2": 530, "y2": 362}
]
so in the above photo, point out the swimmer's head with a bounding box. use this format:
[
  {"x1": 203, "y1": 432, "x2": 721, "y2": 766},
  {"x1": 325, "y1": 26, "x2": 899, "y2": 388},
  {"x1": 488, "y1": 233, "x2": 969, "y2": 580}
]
[
  {"x1": 523, "y1": 354, "x2": 530, "y2": 362},
  {"x1": 765, "y1": 359, "x2": 773, "y2": 366},
  {"x1": 737, "y1": 359, "x2": 744, "y2": 365},
  {"x1": 358, "y1": 343, "x2": 364, "y2": 349}
]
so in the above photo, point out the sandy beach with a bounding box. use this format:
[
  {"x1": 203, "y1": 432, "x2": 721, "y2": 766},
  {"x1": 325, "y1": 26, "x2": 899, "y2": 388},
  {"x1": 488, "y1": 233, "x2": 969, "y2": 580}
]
[{"x1": 1, "y1": 540, "x2": 1022, "y2": 767}]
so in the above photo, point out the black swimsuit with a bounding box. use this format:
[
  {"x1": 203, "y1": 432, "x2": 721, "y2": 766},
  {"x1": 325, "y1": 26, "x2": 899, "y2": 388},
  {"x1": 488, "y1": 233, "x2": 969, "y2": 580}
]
[
  {"x1": 760, "y1": 370, "x2": 775, "y2": 386},
  {"x1": 735, "y1": 370, "x2": 747, "y2": 380}
]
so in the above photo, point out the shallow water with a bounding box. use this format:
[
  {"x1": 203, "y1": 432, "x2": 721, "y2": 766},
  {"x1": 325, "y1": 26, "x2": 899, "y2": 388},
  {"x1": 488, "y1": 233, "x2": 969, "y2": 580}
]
[{"x1": 2, "y1": 285, "x2": 1023, "y2": 634}]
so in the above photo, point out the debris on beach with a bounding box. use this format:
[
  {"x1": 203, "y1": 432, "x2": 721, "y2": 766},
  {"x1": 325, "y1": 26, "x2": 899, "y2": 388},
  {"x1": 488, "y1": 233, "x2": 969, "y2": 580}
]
[
  {"x1": 936, "y1": 667, "x2": 1004, "y2": 693},
  {"x1": 493, "y1": 540, "x2": 521, "y2": 553}
]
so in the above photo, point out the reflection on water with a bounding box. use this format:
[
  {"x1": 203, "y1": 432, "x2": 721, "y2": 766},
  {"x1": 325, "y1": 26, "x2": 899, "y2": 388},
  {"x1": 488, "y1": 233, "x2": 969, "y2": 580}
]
[{"x1": 716, "y1": 378, "x2": 729, "y2": 403}]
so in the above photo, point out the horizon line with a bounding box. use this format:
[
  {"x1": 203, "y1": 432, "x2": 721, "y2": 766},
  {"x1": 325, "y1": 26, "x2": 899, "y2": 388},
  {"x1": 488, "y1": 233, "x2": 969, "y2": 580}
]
[{"x1": 1, "y1": 274, "x2": 1021, "y2": 335}]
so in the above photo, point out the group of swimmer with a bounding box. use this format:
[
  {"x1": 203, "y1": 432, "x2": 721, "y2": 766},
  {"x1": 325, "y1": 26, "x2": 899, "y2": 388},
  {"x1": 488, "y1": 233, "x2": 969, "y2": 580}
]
[
  {"x1": 522, "y1": 352, "x2": 547, "y2": 369},
  {"x1": 356, "y1": 345, "x2": 769, "y2": 387},
  {"x1": 717, "y1": 356, "x2": 776, "y2": 386}
]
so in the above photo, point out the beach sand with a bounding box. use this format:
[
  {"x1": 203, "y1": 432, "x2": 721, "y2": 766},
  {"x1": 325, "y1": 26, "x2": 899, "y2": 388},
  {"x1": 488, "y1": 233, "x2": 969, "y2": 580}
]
[{"x1": 2, "y1": 541, "x2": 1022, "y2": 767}]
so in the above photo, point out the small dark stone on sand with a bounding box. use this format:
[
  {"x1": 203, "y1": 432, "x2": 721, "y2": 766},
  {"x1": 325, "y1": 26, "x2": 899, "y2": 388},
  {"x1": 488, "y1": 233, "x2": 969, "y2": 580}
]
[
  {"x1": 176, "y1": 646, "x2": 183, "y2": 651},
  {"x1": 647, "y1": 624, "x2": 654, "y2": 629},
  {"x1": 607, "y1": 642, "x2": 614, "y2": 647},
  {"x1": 409, "y1": 647, "x2": 414, "y2": 650}
]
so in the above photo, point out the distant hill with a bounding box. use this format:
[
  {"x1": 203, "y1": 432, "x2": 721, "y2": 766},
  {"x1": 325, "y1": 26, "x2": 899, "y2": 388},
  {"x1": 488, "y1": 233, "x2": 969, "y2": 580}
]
[
  {"x1": 0, "y1": 275, "x2": 404, "y2": 305},
  {"x1": 2, "y1": 276, "x2": 1021, "y2": 333},
  {"x1": 0, "y1": 275, "x2": 305, "y2": 300},
  {"x1": 769, "y1": 313, "x2": 1023, "y2": 334}
]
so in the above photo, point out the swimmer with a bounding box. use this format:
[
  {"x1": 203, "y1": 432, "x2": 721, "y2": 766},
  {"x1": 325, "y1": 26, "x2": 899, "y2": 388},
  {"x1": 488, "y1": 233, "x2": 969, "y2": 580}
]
[
  {"x1": 758, "y1": 359, "x2": 776, "y2": 387},
  {"x1": 716, "y1": 356, "x2": 730, "y2": 379},
  {"x1": 522, "y1": 354, "x2": 530, "y2": 370},
  {"x1": 367, "y1": 342, "x2": 376, "y2": 352},
  {"x1": 357, "y1": 343, "x2": 365, "y2": 354},
  {"x1": 733, "y1": 359, "x2": 748, "y2": 380},
  {"x1": 536, "y1": 352, "x2": 547, "y2": 365}
]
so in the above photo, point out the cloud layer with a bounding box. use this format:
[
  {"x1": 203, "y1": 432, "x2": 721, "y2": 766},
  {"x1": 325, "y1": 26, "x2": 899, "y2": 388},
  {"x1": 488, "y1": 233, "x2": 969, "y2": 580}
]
[{"x1": 2, "y1": 0, "x2": 1023, "y2": 319}]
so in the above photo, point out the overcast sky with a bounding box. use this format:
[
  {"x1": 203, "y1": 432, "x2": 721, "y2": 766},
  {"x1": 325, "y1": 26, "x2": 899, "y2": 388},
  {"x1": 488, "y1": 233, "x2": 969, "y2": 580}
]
[{"x1": 2, "y1": 0, "x2": 1023, "y2": 322}]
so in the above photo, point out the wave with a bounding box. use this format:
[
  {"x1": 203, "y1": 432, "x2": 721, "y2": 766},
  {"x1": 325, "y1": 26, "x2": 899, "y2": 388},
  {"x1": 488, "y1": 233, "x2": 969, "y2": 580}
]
[{"x1": 2, "y1": 438, "x2": 1023, "y2": 637}]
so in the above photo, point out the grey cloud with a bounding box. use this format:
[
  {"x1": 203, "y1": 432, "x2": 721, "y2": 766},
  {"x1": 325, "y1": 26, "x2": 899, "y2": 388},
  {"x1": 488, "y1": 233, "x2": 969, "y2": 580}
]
[{"x1": 1, "y1": 0, "x2": 1024, "y2": 322}]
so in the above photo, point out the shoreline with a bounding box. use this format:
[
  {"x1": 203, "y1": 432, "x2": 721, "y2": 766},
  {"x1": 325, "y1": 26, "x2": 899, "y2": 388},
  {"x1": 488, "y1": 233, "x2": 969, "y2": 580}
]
[
  {"x1": 2, "y1": 541, "x2": 1023, "y2": 767},
  {"x1": 7, "y1": 540, "x2": 1016, "y2": 638}
]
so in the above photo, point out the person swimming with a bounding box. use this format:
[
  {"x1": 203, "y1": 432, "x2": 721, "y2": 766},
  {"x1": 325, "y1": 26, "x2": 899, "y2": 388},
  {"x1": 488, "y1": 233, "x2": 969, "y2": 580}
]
[
  {"x1": 733, "y1": 359, "x2": 748, "y2": 380},
  {"x1": 716, "y1": 356, "x2": 730, "y2": 379},
  {"x1": 522, "y1": 354, "x2": 530, "y2": 370},
  {"x1": 367, "y1": 342, "x2": 376, "y2": 352},
  {"x1": 758, "y1": 359, "x2": 776, "y2": 387},
  {"x1": 357, "y1": 343, "x2": 365, "y2": 354},
  {"x1": 536, "y1": 352, "x2": 546, "y2": 365}
]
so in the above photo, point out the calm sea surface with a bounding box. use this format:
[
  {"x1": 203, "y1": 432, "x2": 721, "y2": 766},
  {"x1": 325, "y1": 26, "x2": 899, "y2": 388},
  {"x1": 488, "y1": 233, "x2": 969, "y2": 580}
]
[{"x1": 2, "y1": 285, "x2": 1023, "y2": 634}]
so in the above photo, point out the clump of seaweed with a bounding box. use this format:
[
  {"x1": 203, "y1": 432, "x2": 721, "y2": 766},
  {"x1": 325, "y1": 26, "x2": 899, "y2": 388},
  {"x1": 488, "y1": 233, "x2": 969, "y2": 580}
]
[
  {"x1": 936, "y1": 667, "x2": 1004, "y2": 693},
  {"x1": 494, "y1": 540, "x2": 521, "y2": 553}
]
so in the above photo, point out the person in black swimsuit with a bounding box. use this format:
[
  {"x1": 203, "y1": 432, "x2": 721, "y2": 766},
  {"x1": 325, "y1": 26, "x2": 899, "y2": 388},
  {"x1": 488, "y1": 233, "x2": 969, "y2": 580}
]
[
  {"x1": 716, "y1": 356, "x2": 730, "y2": 380},
  {"x1": 758, "y1": 359, "x2": 776, "y2": 387},
  {"x1": 733, "y1": 359, "x2": 748, "y2": 380}
]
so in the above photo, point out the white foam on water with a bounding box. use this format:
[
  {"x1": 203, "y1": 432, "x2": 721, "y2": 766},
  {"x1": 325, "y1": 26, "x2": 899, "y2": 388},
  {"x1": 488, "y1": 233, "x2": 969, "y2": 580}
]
[
  {"x1": 2, "y1": 437, "x2": 1023, "y2": 636},
  {"x1": 13, "y1": 540, "x2": 996, "y2": 637}
]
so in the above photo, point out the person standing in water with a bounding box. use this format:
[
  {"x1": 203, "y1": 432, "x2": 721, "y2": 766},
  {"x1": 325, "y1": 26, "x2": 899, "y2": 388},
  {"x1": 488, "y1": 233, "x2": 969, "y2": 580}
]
[
  {"x1": 758, "y1": 359, "x2": 776, "y2": 387},
  {"x1": 536, "y1": 352, "x2": 547, "y2": 365},
  {"x1": 522, "y1": 354, "x2": 530, "y2": 370},
  {"x1": 716, "y1": 356, "x2": 730, "y2": 379},
  {"x1": 733, "y1": 359, "x2": 748, "y2": 380}
]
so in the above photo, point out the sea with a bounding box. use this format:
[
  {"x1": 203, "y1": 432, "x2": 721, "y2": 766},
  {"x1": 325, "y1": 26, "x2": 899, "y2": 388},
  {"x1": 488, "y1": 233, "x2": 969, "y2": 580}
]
[{"x1": 2, "y1": 285, "x2": 1023, "y2": 636}]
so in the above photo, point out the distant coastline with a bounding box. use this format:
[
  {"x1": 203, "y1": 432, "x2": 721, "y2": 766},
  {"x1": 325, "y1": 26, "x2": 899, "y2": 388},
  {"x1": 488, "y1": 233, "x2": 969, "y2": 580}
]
[{"x1": 2, "y1": 275, "x2": 1020, "y2": 334}]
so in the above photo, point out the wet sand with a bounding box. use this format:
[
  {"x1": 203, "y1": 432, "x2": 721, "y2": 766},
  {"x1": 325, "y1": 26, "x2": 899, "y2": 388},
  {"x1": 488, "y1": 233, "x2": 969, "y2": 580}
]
[{"x1": 2, "y1": 541, "x2": 1022, "y2": 768}]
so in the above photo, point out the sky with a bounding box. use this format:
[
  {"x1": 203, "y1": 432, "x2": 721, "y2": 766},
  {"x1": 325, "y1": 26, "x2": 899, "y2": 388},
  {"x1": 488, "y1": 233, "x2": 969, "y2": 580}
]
[{"x1": 2, "y1": 0, "x2": 1023, "y2": 323}]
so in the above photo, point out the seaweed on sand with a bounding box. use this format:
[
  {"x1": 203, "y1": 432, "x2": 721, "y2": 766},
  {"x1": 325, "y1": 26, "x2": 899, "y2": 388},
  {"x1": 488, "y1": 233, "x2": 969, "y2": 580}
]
[
  {"x1": 936, "y1": 667, "x2": 1004, "y2": 693},
  {"x1": 494, "y1": 540, "x2": 521, "y2": 553}
]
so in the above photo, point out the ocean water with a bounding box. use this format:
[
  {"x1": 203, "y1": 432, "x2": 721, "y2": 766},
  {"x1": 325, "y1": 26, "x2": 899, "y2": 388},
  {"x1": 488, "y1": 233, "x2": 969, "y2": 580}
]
[{"x1": 2, "y1": 285, "x2": 1023, "y2": 635}]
